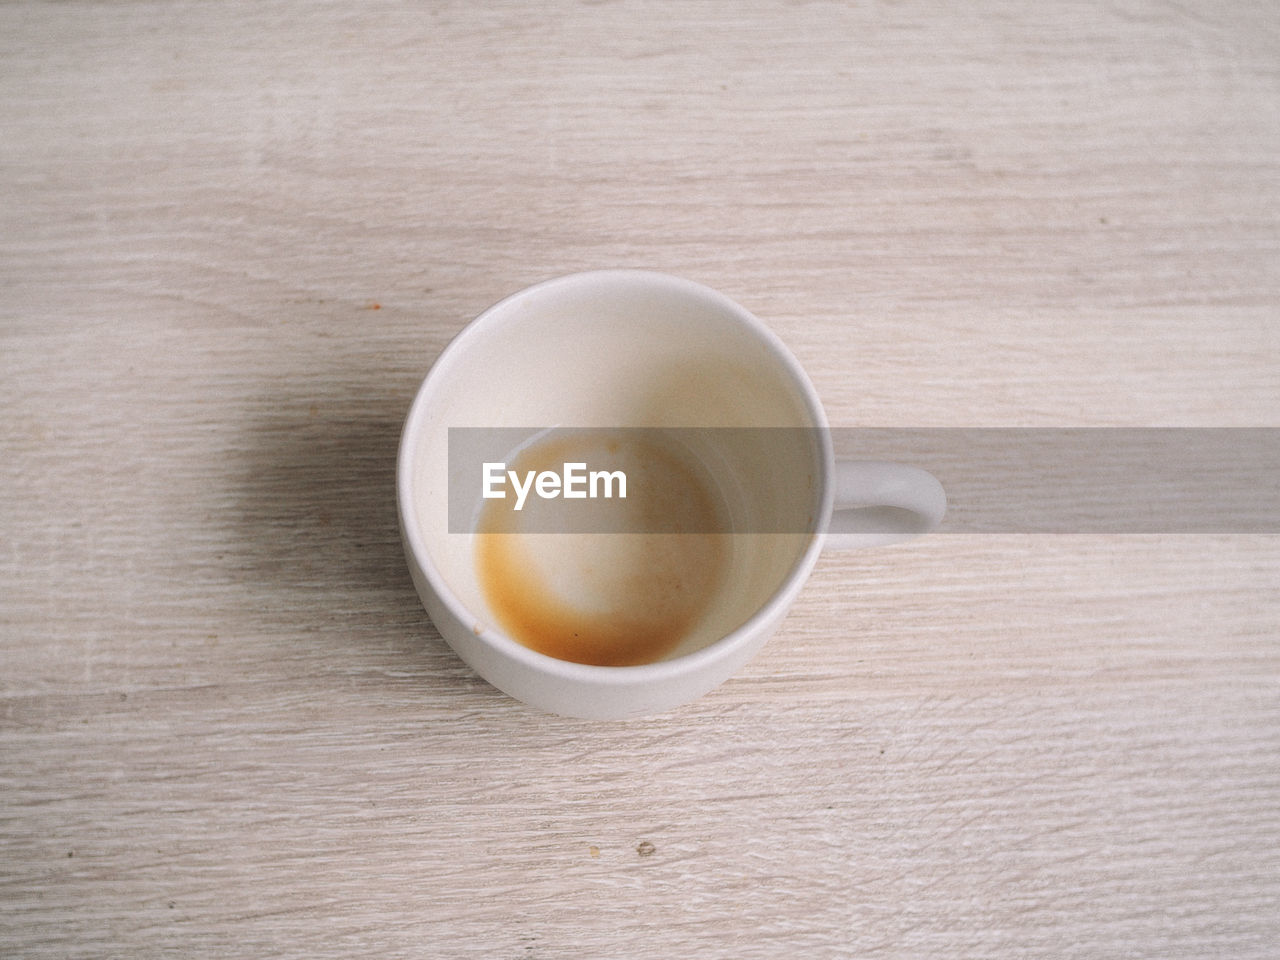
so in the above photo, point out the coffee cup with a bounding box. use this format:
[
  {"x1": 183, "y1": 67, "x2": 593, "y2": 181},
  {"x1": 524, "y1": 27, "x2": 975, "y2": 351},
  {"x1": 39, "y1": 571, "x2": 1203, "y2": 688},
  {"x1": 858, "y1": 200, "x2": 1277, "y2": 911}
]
[{"x1": 397, "y1": 270, "x2": 945, "y2": 719}]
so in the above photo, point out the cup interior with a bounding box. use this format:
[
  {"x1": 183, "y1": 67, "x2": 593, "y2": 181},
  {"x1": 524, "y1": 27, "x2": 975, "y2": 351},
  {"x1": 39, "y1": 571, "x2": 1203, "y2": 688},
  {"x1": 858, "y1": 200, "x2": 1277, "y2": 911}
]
[{"x1": 403, "y1": 271, "x2": 827, "y2": 665}]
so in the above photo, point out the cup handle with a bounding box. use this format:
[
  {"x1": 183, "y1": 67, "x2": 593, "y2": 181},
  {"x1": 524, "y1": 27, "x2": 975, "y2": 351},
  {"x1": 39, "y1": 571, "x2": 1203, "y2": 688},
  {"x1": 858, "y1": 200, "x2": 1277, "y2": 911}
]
[{"x1": 824, "y1": 460, "x2": 947, "y2": 550}]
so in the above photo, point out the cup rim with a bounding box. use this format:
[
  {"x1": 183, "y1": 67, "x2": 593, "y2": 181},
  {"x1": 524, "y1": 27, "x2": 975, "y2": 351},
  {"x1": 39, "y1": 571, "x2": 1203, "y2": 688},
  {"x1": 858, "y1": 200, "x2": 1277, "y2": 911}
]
[{"x1": 396, "y1": 269, "x2": 835, "y2": 685}]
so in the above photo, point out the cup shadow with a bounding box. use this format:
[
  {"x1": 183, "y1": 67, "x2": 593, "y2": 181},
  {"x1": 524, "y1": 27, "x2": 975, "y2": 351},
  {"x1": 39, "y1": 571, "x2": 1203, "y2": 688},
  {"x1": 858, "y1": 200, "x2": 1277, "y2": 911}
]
[
  {"x1": 234, "y1": 398, "x2": 410, "y2": 592},
  {"x1": 225, "y1": 372, "x2": 469, "y2": 676}
]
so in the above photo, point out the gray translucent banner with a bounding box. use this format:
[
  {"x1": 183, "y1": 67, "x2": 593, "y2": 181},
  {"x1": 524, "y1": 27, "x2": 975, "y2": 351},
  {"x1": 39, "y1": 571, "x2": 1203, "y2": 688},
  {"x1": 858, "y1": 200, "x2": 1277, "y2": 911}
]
[{"x1": 448, "y1": 428, "x2": 1280, "y2": 534}]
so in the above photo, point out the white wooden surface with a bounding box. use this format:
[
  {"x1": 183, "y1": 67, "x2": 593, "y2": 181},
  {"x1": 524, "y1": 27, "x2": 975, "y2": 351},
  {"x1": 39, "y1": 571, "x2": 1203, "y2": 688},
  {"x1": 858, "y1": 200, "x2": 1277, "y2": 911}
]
[{"x1": 3, "y1": 2, "x2": 1278, "y2": 957}]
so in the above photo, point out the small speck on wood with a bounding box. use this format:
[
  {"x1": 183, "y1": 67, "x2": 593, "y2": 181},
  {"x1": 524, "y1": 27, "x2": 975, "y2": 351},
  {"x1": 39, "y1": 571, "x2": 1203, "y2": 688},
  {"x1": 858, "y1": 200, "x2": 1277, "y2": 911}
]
[{"x1": 636, "y1": 840, "x2": 656, "y2": 857}]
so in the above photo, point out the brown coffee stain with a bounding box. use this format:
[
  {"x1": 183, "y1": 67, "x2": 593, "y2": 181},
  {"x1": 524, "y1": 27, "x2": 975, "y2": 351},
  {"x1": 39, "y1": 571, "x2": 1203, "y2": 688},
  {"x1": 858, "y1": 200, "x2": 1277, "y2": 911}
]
[
  {"x1": 476, "y1": 531, "x2": 724, "y2": 665},
  {"x1": 475, "y1": 431, "x2": 728, "y2": 667}
]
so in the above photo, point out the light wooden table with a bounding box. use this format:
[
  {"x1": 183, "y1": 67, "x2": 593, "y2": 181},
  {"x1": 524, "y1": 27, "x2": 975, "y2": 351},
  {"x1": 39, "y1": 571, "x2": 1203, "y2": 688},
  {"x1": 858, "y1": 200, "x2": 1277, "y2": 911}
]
[{"x1": 3, "y1": 2, "x2": 1278, "y2": 957}]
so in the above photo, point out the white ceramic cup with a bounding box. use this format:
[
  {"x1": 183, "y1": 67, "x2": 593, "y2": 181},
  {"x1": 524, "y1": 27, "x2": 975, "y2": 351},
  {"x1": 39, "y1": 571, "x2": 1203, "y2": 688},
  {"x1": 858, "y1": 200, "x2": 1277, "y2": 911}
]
[{"x1": 397, "y1": 270, "x2": 945, "y2": 719}]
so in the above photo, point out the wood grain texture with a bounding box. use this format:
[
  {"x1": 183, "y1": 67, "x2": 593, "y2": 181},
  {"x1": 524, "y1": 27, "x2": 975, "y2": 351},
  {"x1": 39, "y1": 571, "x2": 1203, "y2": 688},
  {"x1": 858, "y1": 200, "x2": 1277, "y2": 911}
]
[{"x1": 2, "y1": 1, "x2": 1278, "y2": 957}]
